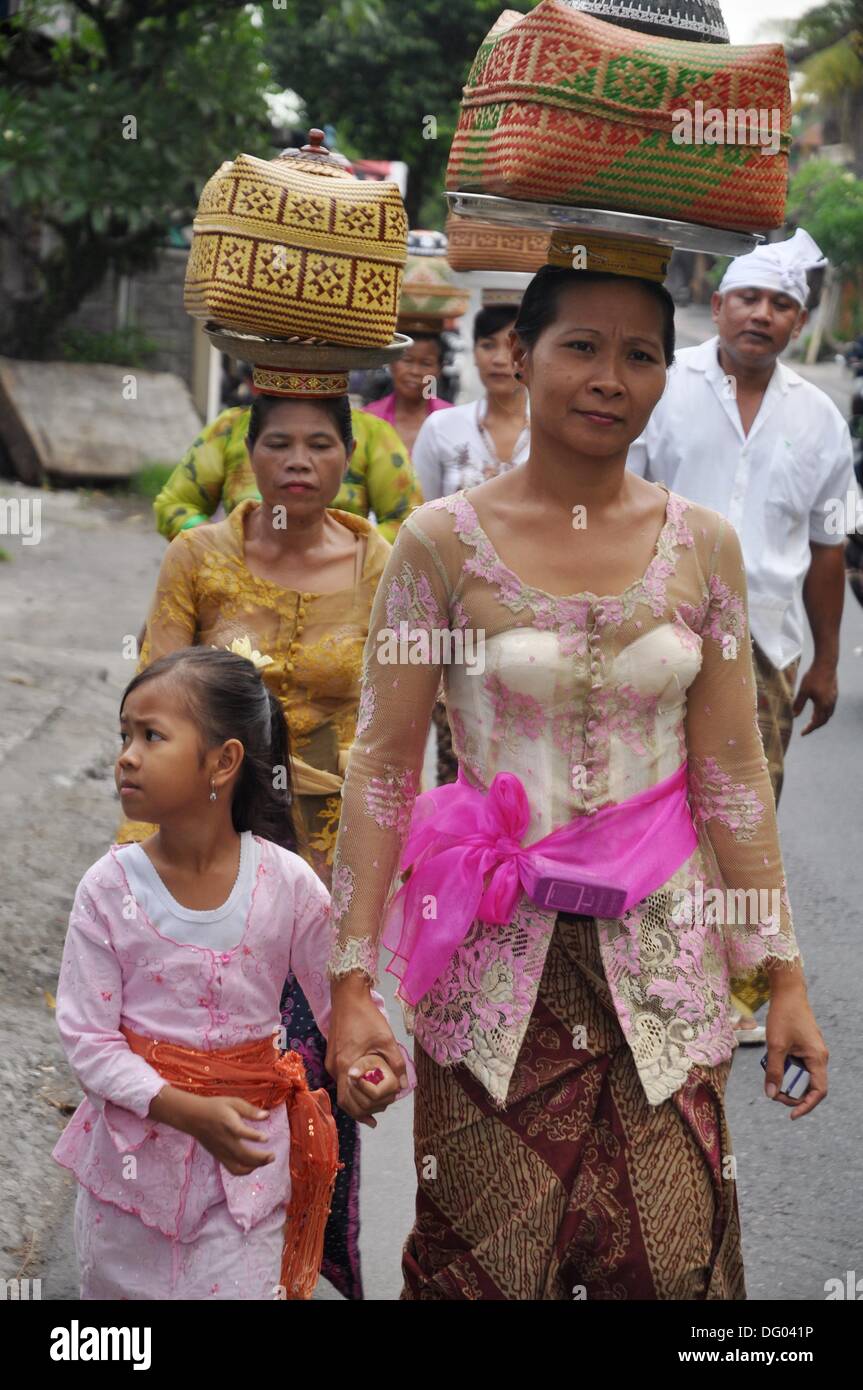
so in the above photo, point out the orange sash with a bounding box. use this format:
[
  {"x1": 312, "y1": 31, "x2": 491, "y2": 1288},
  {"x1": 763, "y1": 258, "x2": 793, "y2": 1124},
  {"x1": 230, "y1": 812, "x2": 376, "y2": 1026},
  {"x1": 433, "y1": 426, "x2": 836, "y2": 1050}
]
[{"x1": 123, "y1": 1026, "x2": 341, "y2": 1300}]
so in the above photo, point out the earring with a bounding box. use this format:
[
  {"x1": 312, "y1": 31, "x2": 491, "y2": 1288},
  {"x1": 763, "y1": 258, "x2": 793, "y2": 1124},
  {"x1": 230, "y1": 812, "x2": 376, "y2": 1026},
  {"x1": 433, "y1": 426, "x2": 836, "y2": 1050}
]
[
  {"x1": 514, "y1": 370, "x2": 523, "y2": 380},
  {"x1": 209, "y1": 778, "x2": 217, "y2": 802}
]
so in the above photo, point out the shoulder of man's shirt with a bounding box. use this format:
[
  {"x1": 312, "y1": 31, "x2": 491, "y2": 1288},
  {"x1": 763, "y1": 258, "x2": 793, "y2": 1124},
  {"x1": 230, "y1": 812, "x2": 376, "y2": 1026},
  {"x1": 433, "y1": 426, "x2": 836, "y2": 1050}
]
[{"x1": 776, "y1": 361, "x2": 849, "y2": 429}]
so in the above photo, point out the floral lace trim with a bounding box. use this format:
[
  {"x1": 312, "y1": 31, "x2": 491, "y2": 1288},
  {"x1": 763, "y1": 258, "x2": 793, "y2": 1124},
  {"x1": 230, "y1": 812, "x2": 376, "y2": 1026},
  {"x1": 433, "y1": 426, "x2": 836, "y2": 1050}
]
[
  {"x1": 688, "y1": 756, "x2": 766, "y2": 841},
  {"x1": 448, "y1": 707, "x2": 488, "y2": 789},
  {"x1": 330, "y1": 862, "x2": 355, "y2": 925},
  {"x1": 484, "y1": 672, "x2": 545, "y2": 741},
  {"x1": 326, "y1": 933, "x2": 379, "y2": 985},
  {"x1": 431, "y1": 489, "x2": 695, "y2": 632},
  {"x1": 384, "y1": 559, "x2": 447, "y2": 634},
  {"x1": 354, "y1": 681, "x2": 376, "y2": 740},
  {"x1": 362, "y1": 766, "x2": 419, "y2": 835}
]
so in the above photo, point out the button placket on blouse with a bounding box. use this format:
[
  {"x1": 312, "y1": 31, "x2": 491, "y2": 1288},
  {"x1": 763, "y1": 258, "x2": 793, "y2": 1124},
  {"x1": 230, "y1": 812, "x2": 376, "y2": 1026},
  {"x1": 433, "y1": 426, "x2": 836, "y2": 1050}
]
[
  {"x1": 284, "y1": 593, "x2": 308, "y2": 675},
  {"x1": 579, "y1": 602, "x2": 606, "y2": 814}
]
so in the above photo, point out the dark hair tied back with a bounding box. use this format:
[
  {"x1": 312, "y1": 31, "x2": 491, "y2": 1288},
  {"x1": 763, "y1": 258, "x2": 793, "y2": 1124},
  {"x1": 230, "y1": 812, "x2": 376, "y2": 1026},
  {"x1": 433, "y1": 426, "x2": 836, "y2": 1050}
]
[
  {"x1": 246, "y1": 393, "x2": 354, "y2": 453},
  {"x1": 120, "y1": 647, "x2": 299, "y2": 853}
]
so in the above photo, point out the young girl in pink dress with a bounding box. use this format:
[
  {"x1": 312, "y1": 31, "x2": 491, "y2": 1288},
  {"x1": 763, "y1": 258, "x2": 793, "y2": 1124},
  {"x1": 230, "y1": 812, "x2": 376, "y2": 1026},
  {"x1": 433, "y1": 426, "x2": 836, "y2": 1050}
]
[{"x1": 53, "y1": 645, "x2": 410, "y2": 1300}]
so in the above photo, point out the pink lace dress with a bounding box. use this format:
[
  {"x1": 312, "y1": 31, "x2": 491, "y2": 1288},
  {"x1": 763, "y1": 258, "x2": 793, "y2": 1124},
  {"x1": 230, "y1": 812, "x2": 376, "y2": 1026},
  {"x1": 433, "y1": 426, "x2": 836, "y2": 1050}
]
[{"x1": 328, "y1": 486, "x2": 801, "y2": 1107}]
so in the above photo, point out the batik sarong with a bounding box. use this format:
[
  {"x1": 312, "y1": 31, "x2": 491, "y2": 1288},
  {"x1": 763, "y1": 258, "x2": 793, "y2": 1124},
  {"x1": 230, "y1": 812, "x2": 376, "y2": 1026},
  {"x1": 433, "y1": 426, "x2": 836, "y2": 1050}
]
[
  {"x1": 751, "y1": 639, "x2": 801, "y2": 808},
  {"x1": 401, "y1": 912, "x2": 745, "y2": 1301}
]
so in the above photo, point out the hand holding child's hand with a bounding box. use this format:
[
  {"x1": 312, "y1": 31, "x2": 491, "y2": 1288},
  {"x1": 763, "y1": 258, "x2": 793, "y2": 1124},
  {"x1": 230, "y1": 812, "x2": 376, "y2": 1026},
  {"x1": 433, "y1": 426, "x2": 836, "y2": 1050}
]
[
  {"x1": 346, "y1": 1055, "x2": 401, "y2": 1129},
  {"x1": 183, "y1": 1095, "x2": 275, "y2": 1176}
]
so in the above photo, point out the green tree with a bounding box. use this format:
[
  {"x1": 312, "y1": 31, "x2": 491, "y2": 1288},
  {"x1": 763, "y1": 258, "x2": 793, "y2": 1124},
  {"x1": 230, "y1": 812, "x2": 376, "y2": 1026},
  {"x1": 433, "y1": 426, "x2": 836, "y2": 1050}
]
[
  {"x1": 787, "y1": 159, "x2": 863, "y2": 274},
  {"x1": 788, "y1": 1, "x2": 863, "y2": 174},
  {"x1": 262, "y1": 0, "x2": 535, "y2": 227},
  {"x1": 0, "y1": 1, "x2": 276, "y2": 358}
]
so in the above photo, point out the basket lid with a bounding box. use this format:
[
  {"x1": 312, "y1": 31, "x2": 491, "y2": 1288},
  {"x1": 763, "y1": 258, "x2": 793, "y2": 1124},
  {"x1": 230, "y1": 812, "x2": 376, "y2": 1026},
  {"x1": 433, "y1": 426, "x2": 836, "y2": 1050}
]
[
  {"x1": 560, "y1": 0, "x2": 729, "y2": 42},
  {"x1": 274, "y1": 127, "x2": 356, "y2": 180}
]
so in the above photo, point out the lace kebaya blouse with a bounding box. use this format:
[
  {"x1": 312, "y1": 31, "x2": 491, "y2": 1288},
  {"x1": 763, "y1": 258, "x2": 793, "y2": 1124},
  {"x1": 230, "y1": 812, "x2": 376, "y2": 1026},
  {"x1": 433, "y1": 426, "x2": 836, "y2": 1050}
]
[{"x1": 327, "y1": 486, "x2": 801, "y2": 1107}]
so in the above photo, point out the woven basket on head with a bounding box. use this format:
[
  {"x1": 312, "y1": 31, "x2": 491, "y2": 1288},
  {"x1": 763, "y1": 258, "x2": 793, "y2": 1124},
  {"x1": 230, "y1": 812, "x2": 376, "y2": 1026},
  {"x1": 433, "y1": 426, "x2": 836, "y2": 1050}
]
[
  {"x1": 397, "y1": 251, "x2": 471, "y2": 332},
  {"x1": 446, "y1": 0, "x2": 791, "y2": 234},
  {"x1": 185, "y1": 131, "x2": 408, "y2": 348},
  {"x1": 445, "y1": 213, "x2": 551, "y2": 274}
]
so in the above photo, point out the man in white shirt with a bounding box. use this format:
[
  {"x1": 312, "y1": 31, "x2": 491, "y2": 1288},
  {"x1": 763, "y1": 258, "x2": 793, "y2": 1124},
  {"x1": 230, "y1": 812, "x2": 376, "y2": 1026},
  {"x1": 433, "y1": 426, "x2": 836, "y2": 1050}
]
[{"x1": 628, "y1": 229, "x2": 854, "y2": 815}]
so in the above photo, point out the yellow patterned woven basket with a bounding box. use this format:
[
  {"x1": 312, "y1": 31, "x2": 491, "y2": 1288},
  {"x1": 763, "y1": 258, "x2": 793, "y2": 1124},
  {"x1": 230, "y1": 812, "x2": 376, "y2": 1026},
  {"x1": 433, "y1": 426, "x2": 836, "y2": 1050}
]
[{"x1": 184, "y1": 134, "x2": 408, "y2": 348}]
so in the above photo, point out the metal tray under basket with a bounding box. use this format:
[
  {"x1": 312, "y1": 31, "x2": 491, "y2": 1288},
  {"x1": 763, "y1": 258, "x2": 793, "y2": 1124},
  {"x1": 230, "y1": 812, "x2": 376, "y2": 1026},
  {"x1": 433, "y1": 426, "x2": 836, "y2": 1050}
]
[
  {"x1": 446, "y1": 192, "x2": 763, "y2": 258},
  {"x1": 204, "y1": 324, "x2": 413, "y2": 369}
]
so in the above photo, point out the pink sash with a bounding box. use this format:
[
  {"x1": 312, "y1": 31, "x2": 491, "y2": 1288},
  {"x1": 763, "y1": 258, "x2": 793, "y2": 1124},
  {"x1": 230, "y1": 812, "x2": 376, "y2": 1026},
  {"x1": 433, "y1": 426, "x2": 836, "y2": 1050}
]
[{"x1": 383, "y1": 761, "x2": 698, "y2": 1005}]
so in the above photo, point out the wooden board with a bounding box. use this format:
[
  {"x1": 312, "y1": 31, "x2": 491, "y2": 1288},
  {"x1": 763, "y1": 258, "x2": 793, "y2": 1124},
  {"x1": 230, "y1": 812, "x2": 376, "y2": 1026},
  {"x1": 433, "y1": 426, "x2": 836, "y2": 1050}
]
[{"x1": 0, "y1": 358, "x2": 202, "y2": 483}]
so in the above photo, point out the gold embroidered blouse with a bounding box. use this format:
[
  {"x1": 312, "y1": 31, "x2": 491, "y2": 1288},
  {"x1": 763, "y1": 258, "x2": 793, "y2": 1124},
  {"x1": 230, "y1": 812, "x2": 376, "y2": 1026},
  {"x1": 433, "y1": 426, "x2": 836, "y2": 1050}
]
[{"x1": 118, "y1": 497, "x2": 392, "y2": 863}]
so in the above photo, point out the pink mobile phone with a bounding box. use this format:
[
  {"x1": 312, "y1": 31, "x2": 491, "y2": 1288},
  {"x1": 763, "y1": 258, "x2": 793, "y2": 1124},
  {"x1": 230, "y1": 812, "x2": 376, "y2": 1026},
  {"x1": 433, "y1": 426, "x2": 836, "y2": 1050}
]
[{"x1": 520, "y1": 856, "x2": 627, "y2": 919}]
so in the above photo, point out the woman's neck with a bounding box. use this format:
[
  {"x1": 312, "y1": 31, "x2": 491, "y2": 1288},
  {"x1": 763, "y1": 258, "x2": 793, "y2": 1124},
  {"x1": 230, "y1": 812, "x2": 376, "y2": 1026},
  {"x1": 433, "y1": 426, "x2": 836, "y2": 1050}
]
[
  {"x1": 521, "y1": 428, "x2": 631, "y2": 516},
  {"x1": 246, "y1": 499, "x2": 330, "y2": 556},
  {"x1": 394, "y1": 394, "x2": 429, "y2": 424},
  {"x1": 148, "y1": 813, "x2": 240, "y2": 876},
  {"x1": 484, "y1": 387, "x2": 528, "y2": 423}
]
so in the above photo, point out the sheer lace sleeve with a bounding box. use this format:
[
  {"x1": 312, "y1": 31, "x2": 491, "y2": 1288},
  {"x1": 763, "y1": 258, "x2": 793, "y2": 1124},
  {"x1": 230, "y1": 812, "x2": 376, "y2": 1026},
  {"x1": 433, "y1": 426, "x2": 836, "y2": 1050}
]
[
  {"x1": 138, "y1": 533, "x2": 200, "y2": 666},
  {"x1": 685, "y1": 516, "x2": 801, "y2": 975},
  {"x1": 327, "y1": 509, "x2": 451, "y2": 983}
]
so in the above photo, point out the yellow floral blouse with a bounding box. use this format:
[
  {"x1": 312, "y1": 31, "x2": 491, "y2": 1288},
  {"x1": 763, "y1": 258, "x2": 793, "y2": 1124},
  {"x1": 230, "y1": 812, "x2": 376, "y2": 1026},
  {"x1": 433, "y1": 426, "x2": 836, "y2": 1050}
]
[
  {"x1": 121, "y1": 499, "x2": 392, "y2": 883},
  {"x1": 153, "y1": 406, "x2": 423, "y2": 544}
]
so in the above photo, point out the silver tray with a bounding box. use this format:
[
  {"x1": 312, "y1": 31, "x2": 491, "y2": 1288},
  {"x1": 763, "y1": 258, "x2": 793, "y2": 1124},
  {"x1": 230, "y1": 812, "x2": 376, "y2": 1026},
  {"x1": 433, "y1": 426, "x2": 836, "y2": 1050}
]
[
  {"x1": 204, "y1": 323, "x2": 413, "y2": 368},
  {"x1": 446, "y1": 192, "x2": 763, "y2": 257}
]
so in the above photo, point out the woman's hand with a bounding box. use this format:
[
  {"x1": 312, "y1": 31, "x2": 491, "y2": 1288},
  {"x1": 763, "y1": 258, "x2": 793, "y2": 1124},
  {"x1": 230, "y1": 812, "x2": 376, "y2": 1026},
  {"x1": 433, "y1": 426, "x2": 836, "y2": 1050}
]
[
  {"x1": 325, "y1": 973, "x2": 408, "y2": 1127},
  {"x1": 149, "y1": 1085, "x2": 275, "y2": 1175},
  {"x1": 764, "y1": 972, "x2": 829, "y2": 1119}
]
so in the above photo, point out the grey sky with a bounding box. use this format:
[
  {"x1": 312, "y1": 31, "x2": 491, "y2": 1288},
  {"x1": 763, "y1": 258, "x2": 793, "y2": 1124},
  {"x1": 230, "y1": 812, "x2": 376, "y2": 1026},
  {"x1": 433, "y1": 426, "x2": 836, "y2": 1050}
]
[{"x1": 719, "y1": 0, "x2": 816, "y2": 43}]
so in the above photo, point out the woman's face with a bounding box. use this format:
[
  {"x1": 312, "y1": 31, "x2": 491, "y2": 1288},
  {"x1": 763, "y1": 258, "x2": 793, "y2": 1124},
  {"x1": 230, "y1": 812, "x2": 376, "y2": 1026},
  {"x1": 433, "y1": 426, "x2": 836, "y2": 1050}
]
[
  {"x1": 390, "y1": 340, "x2": 442, "y2": 405},
  {"x1": 474, "y1": 320, "x2": 520, "y2": 401},
  {"x1": 513, "y1": 280, "x2": 668, "y2": 458},
  {"x1": 248, "y1": 400, "x2": 352, "y2": 517}
]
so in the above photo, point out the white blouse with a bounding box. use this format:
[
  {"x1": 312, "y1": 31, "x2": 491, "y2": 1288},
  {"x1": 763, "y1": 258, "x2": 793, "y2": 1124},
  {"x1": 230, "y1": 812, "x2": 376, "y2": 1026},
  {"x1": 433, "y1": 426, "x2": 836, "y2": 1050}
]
[{"x1": 412, "y1": 397, "x2": 531, "y2": 502}]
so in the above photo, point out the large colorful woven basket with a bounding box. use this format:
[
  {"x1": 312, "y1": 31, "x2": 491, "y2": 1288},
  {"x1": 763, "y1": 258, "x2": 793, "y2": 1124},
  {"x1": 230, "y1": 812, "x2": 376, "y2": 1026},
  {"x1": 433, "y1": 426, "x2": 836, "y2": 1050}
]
[
  {"x1": 185, "y1": 133, "x2": 408, "y2": 348},
  {"x1": 445, "y1": 212, "x2": 550, "y2": 272},
  {"x1": 446, "y1": 0, "x2": 791, "y2": 233}
]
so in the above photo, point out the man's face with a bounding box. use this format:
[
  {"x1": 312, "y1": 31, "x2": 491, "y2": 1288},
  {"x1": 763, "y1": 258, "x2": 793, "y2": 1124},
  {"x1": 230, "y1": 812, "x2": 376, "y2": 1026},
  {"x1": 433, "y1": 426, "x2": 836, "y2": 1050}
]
[{"x1": 713, "y1": 287, "x2": 807, "y2": 369}]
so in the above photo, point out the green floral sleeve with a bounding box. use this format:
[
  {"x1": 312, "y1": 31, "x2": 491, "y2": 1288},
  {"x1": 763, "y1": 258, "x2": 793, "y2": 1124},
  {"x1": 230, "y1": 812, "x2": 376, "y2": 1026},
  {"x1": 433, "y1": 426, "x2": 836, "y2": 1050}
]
[
  {"x1": 345, "y1": 413, "x2": 423, "y2": 544},
  {"x1": 153, "y1": 407, "x2": 258, "y2": 539}
]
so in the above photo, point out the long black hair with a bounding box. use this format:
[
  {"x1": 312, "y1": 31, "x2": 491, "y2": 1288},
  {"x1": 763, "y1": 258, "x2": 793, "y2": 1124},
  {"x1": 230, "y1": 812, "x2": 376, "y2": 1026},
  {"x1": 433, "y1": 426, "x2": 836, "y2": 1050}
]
[
  {"x1": 514, "y1": 267, "x2": 676, "y2": 366},
  {"x1": 120, "y1": 647, "x2": 299, "y2": 853},
  {"x1": 246, "y1": 393, "x2": 354, "y2": 453}
]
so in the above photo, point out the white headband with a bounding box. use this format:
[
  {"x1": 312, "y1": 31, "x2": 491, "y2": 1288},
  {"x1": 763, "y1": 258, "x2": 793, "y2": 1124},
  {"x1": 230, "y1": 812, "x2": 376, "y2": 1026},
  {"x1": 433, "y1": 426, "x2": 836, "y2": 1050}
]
[{"x1": 719, "y1": 228, "x2": 827, "y2": 307}]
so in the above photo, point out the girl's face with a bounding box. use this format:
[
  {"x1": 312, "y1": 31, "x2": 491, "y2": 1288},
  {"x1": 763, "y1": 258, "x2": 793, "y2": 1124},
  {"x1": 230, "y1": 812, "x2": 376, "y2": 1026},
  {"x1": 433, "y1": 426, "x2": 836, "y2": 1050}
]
[
  {"x1": 474, "y1": 321, "x2": 520, "y2": 401},
  {"x1": 248, "y1": 401, "x2": 353, "y2": 518},
  {"x1": 390, "y1": 340, "x2": 442, "y2": 405},
  {"x1": 512, "y1": 280, "x2": 668, "y2": 458},
  {"x1": 116, "y1": 679, "x2": 240, "y2": 824}
]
